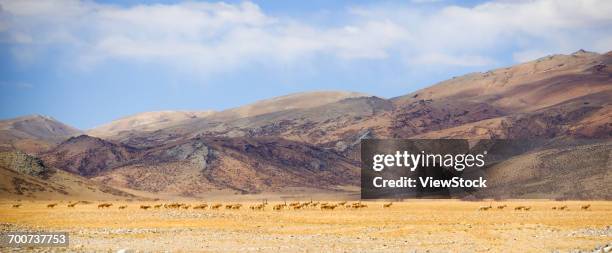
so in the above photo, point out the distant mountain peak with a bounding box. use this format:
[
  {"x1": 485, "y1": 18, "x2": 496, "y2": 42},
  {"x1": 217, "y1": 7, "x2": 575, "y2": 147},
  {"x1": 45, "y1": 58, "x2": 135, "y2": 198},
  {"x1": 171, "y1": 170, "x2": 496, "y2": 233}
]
[
  {"x1": 0, "y1": 114, "x2": 82, "y2": 153},
  {"x1": 87, "y1": 110, "x2": 216, "y2": 138}
]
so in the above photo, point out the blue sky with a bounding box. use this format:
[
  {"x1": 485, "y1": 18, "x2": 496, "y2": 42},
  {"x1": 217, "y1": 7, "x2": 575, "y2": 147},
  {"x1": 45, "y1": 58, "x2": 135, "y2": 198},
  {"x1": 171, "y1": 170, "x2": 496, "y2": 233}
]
[{"x1": 1, "y1": 0, "x2": 611, "y2": 129}]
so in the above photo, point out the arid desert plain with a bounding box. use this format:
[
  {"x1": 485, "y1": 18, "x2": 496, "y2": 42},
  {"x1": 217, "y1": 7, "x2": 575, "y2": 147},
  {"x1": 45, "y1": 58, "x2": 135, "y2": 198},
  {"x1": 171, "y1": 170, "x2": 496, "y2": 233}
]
[{"x1": 1, "y1": 200, "x2": 611, "y2": 252}]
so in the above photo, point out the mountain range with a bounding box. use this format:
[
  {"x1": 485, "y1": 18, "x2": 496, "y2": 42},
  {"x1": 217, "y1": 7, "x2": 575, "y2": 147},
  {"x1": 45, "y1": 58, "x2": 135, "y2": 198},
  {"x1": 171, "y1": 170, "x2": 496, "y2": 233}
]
[{"x1": 1, "y1": 50, "x2": 610, "y2": 200}]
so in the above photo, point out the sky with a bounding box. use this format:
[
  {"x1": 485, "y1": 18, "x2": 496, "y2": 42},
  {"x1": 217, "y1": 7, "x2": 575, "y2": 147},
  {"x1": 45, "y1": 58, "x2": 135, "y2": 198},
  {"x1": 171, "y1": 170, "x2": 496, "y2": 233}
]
[{"x1": 0, "y1": 0, "x2": 611, "y2": 129}]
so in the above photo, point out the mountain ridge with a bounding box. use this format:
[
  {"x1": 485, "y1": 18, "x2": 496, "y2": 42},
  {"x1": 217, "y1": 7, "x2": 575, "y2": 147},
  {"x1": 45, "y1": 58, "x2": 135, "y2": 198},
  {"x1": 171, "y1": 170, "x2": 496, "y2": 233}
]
[{"x1": 1, "y1": 50, "x2": 610, "y2": 199}]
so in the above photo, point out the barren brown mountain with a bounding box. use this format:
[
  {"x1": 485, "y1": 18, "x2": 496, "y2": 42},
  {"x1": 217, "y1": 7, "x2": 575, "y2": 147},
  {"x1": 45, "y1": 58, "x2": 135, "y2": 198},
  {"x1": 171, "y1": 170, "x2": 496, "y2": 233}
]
[
  {"x1": 0, "y1": 151, "x2": 133, "y2": 200},
  {"x1": 41, "y1": 135, "x2": 138, "y2": 177},
  {"x1": 87, "y1": 110, "x2": 215, "y2": 139},
  {"x1": 1, "y1": 50, "x2": 610, "y2": 200},
  {"x1": 477, "y1": 140, "x2": 611, "y2": 200},
  {"x1": 101, "y1": 50, "x2": 610, "y2": 153},
  {"x1": 91, "y1": 137, "x2": 359, "y2": 197},
  {"x1": 0, "y1": 115, "x2": 81, "y2": 154}
]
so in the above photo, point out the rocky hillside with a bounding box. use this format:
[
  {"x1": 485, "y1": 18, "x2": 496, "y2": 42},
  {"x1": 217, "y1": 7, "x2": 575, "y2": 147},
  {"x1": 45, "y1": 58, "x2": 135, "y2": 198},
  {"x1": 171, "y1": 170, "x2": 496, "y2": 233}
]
[
  {"x1": 43, "y1": 136, "x2": 359, "y2": 197},
  {"x1": 88, "y1": 91, "x2": 368, "y2": 143},
  {"x1": 2, "y1": 50, "x2": 610, "y2": 199},
  {"x1": 41, "y1": 135, "x2": 138, "y2": 177},
  {"x1": 87, "y1": 110, "x2": 216, "y2": 139},
  {"x1": 477, "y1": 140, "x2": 611, "y2": 200},
  {"x1": 0, "y1": 151, "x2": 134, "y2": 200}
]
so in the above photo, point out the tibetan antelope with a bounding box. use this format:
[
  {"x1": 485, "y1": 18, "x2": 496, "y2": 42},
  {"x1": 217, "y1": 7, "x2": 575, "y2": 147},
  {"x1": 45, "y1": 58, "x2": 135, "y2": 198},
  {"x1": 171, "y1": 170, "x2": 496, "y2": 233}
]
[
  {"x1": 351, "y1": 202, "x2": 367, "y2": 209},
  {"x1": 320, "y1": 204, "x2": 338, "y2": 210},
  {"x1": 97, "y1": 203, "x2": 112, "y2": 208},
  {"x1": 47, "y1": 203, "x2": 58, "y2": 208},
  {"x1": 193, "y1": 204, "x2": 208, "y2": 210},
  {"x1": 250, "y1": 203, "x2": 266, "y2": 210},
  {"x1": 478, "y1": 203, "x2": 492, "y2": 211}
]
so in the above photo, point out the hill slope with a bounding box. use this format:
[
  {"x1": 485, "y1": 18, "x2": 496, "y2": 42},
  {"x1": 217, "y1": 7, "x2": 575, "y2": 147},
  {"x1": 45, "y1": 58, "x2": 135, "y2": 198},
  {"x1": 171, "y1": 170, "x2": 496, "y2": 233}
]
[
  {"x1": 87, "y1": 110, "x2": 215, "y2": 139},
  {"x1": 0, "y1": 115, "x2": 81, "y2": 154},
  {"x1": 0, "y1": 151, "x2": 134, "y2": 200},
  {"x1": 44, "y1": 136, "x2": 359, "y2": 197},
  {"x1": 41, "y1": 135, "x2": 138, "y2": 177},
  {"x1": 2, "y1": 50, "x2": 610, "y2": 199}
]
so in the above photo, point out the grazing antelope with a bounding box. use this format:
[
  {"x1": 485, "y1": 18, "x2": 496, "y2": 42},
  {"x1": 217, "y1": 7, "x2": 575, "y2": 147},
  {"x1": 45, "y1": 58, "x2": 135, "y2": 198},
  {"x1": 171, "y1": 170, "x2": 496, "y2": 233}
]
[
  {"x1": 514, "y1": 206, "x2": 525, "y2": 211},
  {"x1": 97, "y1": 203, "x2": 112, "y2": 208},
  {"x1": 320, "y1": 204, "x2": 338, "y2": 210},
  {"x1": 182, "y1": 205, "x2": 191, "y2": 210},
  {"x1": 338, "y1": 201, "x2": 347, "y2": 206},
  {"x1": 351, "y1": 202, "x2": 367, "y2": 209},
  {"x1": 250, "y1": 203, "x2": 266, "y2": 210},
  {"x1": 231, "y1": 204, "x2": 242, "y2": 210},
  {"x1": 47, "y1": 203, "x2": 58, "y2": 208},
  {"x1": 559, "y1": 205, "x2": 568, "y2": 210},
  {"x1": 165, "y1": 203, "x2": 182, "y2": 209},
  {"x1": 12, "y1": 204, "x2": 21, "y2": 208},
  {"x1": 478, "y1": 201, "x2": 492, "y2": 211},
  {"x1": 252, "y1": 204, "x2": 264, "y2": 210},
  {"x1": 154, "y1": 204, "x2": 163, "y2": 209},
  {"x1": 496, "y1": 205, "x2": 507, "y2": 210},
  {"x1": 524, "y1": 206, "x2": 532, "y2": 211},
  {"x1": 193, "y1": 204, "x2": 208, "y2": 210},
  {"x1": 581, "y1": 204, "x2": 591, "y2": 210},
  {"x1": 273, "y1": 204, "x2": 286, "y2": 211},
  {"x1": 118, "y1": 205, "x2": 127, "y2": 209},
  {"x1": 552, "y1": 206, "x2": 557, "y2": 210},
  {"x1": 140, "y1": 205, "x2": 151, "y2": 210},
  {"x1": 383, "y1": 202, "x2": 393, "y2": 208},
  {"x1": 67, "y1": 202, "x2": 78, "y2": 208},
  {"x1": 211, "y1": 204, "x2": 223, "y2": 210}
]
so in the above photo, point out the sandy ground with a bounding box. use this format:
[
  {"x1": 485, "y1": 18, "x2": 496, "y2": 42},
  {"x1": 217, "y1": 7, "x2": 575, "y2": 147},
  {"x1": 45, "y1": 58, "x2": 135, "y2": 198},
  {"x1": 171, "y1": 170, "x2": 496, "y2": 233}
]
[{"x1": 0, "y1": 200, "x2": 610, "y2": 252}]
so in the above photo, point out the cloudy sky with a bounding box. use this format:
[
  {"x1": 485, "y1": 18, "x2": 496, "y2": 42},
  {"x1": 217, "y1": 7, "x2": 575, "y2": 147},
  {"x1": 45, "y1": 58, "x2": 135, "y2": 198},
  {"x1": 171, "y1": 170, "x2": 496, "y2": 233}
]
[{"x1": 1, "y1": 0, "x2": 611, "y2": 129}]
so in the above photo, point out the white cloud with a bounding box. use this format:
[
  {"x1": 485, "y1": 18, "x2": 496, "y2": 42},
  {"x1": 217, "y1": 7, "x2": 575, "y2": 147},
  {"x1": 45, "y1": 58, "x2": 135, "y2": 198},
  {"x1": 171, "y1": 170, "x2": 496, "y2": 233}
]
[{"x1": 0, "y1": 0, "x2": 610, "y2": 74}]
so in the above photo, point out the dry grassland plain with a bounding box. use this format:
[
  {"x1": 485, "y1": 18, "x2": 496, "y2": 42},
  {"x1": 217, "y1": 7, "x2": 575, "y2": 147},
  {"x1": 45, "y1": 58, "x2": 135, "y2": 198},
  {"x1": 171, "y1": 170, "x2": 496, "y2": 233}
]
[{"x1": 0, "y1": 200, "x2": 611, "y2": 252}]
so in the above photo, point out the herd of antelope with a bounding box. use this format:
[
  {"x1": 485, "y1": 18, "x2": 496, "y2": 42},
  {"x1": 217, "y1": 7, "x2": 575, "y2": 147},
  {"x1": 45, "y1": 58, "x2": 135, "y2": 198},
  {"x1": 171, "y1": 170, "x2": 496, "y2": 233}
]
[
  {"x1": 8, "y1": 201, "x2": 594, "y2": 212},
  {"x1": 477, "y1": 204, "x2": 592, "y2": 211}
]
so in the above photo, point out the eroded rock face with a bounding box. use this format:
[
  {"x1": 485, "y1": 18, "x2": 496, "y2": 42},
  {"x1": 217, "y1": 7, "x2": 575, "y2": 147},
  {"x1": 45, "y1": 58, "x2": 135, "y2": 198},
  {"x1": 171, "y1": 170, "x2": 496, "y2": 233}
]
[
  {"x1": 390, "y1": 99, "x2": 506, "y2": 138},
  {"x1": 41, "y1": 135, "x2": 137, "y2": 177},
  {"x1": 148, "y1": 139, "x2": 212, "y2": 169},
  {"x1": 0, "y1": 151, "x2": 51, "y2": 178},
  {"x1": 89, "y1": 137, "x2": 359, "y2": 196}
]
